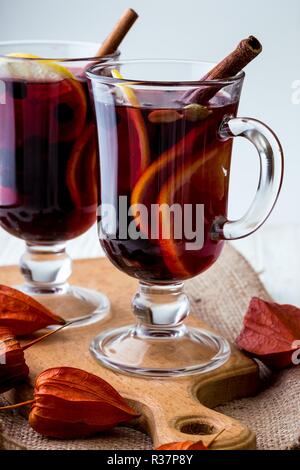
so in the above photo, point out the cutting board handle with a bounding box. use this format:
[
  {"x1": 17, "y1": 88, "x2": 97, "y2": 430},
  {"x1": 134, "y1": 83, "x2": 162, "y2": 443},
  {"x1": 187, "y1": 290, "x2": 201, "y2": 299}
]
[{"x1": 132, "y1": 394, "x2": 256, "y2": 450}]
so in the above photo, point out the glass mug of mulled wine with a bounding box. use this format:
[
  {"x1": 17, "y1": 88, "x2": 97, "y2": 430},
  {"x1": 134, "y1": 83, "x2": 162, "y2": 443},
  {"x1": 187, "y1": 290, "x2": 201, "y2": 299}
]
[
  {"x1": 0, "y1": 41, "x2": 121, "y2": 326},
  {"x1": 87, "y1": 59, "x2": 284, "y2": 377}
]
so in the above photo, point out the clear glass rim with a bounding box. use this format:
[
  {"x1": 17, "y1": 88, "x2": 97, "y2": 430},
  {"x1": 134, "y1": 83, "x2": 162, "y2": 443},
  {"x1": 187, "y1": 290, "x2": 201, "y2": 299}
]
[
  {"x1": 86, "y1": 58, "x2": 245, "y2": 87},
  {"x1": 0, "y1": 40, "x2": 120, "y2": 62}
]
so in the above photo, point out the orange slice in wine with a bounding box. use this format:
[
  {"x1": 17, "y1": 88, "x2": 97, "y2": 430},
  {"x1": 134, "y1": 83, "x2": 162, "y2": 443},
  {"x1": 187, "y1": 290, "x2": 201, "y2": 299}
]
[
  {"x1": 157, "y1": 146, "x2": 220, "y2": 279},
  {"x1": 112, "y1": 69, "x2": 150, "y2": 173},
  {"x1": 55, "y1": 78, "x2": 87, "y2": 142},
  {"x1": 131, "y1": 125, "x2": 206, "y2": 233},
  {"x1": 66, "y1": 125, "x2": 98, "y2": 208},
  {"x1": 1, "y1": 53, "x2": 87, "y2": 142}
]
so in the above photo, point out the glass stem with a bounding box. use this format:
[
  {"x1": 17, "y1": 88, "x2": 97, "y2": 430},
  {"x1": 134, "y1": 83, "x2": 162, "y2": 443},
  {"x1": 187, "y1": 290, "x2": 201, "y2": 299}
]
[
  {"x1": 132, "y1": 282, "x2": 190, "y2": 338},
  {"x1": 20, "y1": 242, "x2": 72, "y2": 295}
]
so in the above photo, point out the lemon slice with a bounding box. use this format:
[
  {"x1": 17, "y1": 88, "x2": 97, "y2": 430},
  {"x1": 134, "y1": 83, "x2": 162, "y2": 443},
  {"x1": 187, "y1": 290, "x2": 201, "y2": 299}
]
[
  {"x1": 0, "y1": 53, "x2": 75, "y2": 82},
  {"x1": 111, "y1": 69, "x2": 141, "y2": 107},
  {"x1": 0, "y1": 53, "x2": 87, "y2": 141}
]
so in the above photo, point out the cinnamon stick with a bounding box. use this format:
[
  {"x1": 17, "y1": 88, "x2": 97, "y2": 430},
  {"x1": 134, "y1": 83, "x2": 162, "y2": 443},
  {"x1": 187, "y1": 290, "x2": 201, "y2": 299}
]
[
  {"x1": 184, "y1": 36, "x2": 262, "y2": 105},
  {"x1": 96, "y1": 8, "x2": 138, "y2": 57}
]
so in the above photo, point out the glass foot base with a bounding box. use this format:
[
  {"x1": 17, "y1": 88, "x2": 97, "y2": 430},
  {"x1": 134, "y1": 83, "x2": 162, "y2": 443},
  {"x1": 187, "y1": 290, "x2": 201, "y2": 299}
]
[
  {"x1": 16, "y1": 284, "x2": 110, "y2": 328},
  {"x1": 90, "y1": 325, "x2": 230, "y2": 377}
]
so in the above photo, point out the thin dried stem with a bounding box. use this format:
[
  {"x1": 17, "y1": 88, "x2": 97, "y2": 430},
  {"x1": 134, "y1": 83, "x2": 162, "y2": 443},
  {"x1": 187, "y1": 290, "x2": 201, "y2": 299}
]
[
  {"x1": 207, "y1": 428, "x2": 226, "y2": 448},
  {"x1": 0, "y1": 399, "x2": 34, "y2": 411},
  {"x1": 22, "y1": 321, "x2": 72, "y2": 350}
]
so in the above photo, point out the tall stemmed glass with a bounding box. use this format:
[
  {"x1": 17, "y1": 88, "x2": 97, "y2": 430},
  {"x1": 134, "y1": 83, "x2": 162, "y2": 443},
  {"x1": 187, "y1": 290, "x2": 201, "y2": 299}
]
[
  {"x1": 0, "y1": 41, "x2": 119, "y2": 325},
  {"x1": 87, "y1": 59, "x2": 283, "y2": 376}
]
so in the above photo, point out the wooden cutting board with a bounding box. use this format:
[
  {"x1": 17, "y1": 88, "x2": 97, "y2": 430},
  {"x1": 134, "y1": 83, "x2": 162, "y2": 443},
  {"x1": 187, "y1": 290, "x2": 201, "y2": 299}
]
[{"x1": 0, "y1": 257, "x2": 260, "y2": 450}]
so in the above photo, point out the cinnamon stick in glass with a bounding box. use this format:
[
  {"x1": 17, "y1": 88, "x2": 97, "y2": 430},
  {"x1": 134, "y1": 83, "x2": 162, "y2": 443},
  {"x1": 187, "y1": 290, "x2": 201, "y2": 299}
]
[
  {"x1": 96, "y1": 8, "x2": 138, "y2": 57},
  {"x1": 185, "y1": 36, "x2": 262, "y2": 105}
]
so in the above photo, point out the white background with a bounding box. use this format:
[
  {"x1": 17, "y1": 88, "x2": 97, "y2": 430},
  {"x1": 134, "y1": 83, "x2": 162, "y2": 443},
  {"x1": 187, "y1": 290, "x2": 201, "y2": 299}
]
[
  {"x1": 0, "y1": 0, "x2": 299, "y2": 304},
  {"x1": 1, "y1": 0, "x2": 299, "y2": 224}
]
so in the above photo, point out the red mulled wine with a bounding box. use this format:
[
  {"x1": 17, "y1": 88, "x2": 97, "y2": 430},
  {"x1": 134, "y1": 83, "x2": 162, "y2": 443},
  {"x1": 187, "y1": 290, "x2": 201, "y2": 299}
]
[
  {"x1": 98, "y1": 98, "x2": 238, "y2": 282},
  {"x1": 0, "y1": 73, "x2": 98, "y2": 242}
]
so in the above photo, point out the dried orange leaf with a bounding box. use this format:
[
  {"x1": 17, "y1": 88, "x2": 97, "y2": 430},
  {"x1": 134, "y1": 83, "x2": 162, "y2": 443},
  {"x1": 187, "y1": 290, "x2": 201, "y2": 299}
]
[
  {"x1": 0, "y1": 285, "x2": 65, "y2": 336},
  {"x1": 236, "y1": 297, "x2": 300, "y2": 369},
  {"x1": 155, "y1": 440, "x2": 208, "y2": 450},
  {"x1": 0, "y1": 326, "x2": 29, "y2": 393},
  {"x1": 28, "y1": 367, "x2": 139, "y2": 439}
]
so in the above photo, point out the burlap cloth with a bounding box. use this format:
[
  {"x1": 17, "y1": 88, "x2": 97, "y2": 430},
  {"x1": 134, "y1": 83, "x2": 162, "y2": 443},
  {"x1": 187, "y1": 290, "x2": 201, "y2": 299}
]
[{"x1": 0, "y1": 245, "x2": 299, "y2": 450}]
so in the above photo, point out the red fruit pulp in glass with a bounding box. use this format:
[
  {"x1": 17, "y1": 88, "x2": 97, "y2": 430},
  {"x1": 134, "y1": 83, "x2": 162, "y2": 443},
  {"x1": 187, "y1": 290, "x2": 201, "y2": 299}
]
[
  {"x1": 0, "y1": 73, "x2": 98, "y2": 242},
  {"x1": 98, "y1": 98, "x2": 238, "y2": 282}
]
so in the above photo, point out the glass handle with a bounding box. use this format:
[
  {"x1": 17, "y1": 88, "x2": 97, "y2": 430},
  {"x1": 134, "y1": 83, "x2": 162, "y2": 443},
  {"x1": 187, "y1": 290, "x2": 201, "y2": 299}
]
[{"x1": 212, "y1": 116, "x2": 284, "y2": 241}]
